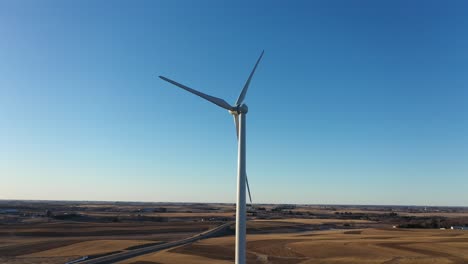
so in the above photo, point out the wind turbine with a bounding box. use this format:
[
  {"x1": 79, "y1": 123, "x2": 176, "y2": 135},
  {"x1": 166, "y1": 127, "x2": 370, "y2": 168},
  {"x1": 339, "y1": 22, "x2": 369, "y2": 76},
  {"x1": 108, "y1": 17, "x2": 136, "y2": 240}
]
[{"x1": 159, "y1": 50, "x2": 264, "y2": 264}]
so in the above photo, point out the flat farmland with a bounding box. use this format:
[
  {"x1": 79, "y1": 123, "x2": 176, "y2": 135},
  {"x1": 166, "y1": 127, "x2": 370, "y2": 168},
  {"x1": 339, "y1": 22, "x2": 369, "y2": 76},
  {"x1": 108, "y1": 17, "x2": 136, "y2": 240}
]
[
  {"x1": 123, "y1": 228, "x2": 468, "y2": 264},
  {"x1": 0, "y1": 222, "x2": 215, "y2": 237},
  {"x1": 1, "y1": 201, "x2": 467, "y2": 264},
  {"x1": 0, "y1": 221, "x2": 215, "y2": 264},
  {"x1": 253, "y1": 218, "x2": 375, "y2": 224}
]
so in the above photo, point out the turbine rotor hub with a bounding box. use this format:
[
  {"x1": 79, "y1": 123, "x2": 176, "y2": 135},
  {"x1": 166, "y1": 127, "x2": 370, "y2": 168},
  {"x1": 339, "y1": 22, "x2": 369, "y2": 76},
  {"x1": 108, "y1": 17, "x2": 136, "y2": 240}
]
[{"x1": 229, "y1": 104, "x2": 248, "y2": 115}]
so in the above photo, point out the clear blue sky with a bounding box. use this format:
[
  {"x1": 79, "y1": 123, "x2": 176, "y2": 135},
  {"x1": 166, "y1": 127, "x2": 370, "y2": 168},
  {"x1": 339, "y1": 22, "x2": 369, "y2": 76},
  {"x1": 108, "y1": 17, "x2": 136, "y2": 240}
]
[{"x1": 1, "y1": 1, "x2": 467, "y2": 206}]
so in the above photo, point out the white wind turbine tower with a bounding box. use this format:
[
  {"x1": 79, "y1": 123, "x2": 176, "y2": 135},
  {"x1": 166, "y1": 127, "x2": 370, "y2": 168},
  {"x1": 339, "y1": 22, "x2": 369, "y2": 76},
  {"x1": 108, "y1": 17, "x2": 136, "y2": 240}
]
[{"x1": 159, "y1": 50, "x2": 264, "y2": 264}]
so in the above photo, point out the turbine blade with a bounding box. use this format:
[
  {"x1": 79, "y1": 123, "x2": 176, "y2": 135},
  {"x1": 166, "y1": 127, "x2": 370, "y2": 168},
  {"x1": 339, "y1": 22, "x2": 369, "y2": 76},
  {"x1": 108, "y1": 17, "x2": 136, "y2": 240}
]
[
  {"x1": 160, "y1": 76, "x2": 233, "y2": 110},
  {"x1": 232, "y1": 114, "x2": 252, "y2": 204},
  {"x1": 235, "y1": 50, "x2": 264, "y2": 106},
  {"x1": 233, "y1": 114, "x2": 239, "y2": 139},
  {"x1": 246, "y1": 174, "x2": 252, "y2": 204}
]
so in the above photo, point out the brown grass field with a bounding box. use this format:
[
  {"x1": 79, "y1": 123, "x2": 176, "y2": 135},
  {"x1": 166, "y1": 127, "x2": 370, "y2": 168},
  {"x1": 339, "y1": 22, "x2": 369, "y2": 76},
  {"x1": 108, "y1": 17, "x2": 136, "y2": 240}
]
[{"x1": 122, "y1": 228, "x2": 468, "y2": 264}]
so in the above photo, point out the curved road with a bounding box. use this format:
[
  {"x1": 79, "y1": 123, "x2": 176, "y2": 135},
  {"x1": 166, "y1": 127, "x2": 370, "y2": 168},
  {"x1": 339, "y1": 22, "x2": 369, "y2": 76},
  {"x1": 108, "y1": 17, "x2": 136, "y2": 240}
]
[{"x1": 76, "y1": 222, "x2": 232, "y2": 264}]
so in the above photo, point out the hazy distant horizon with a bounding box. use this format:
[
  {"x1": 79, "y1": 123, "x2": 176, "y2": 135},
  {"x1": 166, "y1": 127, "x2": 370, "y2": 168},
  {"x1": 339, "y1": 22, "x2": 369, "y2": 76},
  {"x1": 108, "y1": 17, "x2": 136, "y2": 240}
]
[{"x1": 1, "y1": 198, "x2": 467, "y2": 209}]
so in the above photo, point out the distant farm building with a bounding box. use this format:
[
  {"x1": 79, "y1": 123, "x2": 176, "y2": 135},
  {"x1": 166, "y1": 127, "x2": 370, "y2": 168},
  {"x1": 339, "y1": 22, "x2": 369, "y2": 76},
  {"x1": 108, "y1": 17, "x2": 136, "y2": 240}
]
[{"x1": 451, "y1": 226, "x2": 468, "y2": 230}]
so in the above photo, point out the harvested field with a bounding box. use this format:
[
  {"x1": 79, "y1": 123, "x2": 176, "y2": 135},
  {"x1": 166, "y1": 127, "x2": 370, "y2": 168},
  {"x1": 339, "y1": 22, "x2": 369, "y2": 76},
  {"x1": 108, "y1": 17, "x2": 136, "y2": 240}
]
[
  {"x1": 0, "y1": 239, "x2": 82, "y2": 257},
  {"x1": 24, "y1": 239, "x2": 153, "y2": 257},
  {"x1": 0, "y1": 220, "x2": 216, "y2": 264},
  {"x1": 246, "y1": 219, "x2": 375, "y2": 234},
  {"x1": 253, "y1": 218, "x2": 375, "y2": 225},
  {"x1": 0, "y1": 256, "x2": 78, "y2": 264},
  {"x1": 0, "y1": 222, "x2": 215, "y2": 237},
  {"x1": 123, "y1": 228, "x2": 468, "y2": 264},
  {"x1": 146, "y1": 212, "x2": 234, "y2": 218}
]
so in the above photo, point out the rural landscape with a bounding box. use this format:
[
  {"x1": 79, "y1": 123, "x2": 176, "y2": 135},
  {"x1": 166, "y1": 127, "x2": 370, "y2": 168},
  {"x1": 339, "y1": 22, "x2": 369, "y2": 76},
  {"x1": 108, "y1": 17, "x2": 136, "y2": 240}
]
[
  {"x1": 1, "y1": 200, "x2": 468, "y2": 264},
  {"x1": 2, "y1": 1, "x2": 467, "y2": 264}
]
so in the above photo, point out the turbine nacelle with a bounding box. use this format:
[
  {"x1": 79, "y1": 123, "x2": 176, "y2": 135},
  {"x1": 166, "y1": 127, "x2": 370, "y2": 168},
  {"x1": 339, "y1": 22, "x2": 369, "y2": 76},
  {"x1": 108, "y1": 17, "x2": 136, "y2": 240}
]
[{"x1": 229, "y1": 104, "x2": 248, "y2": 115}]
